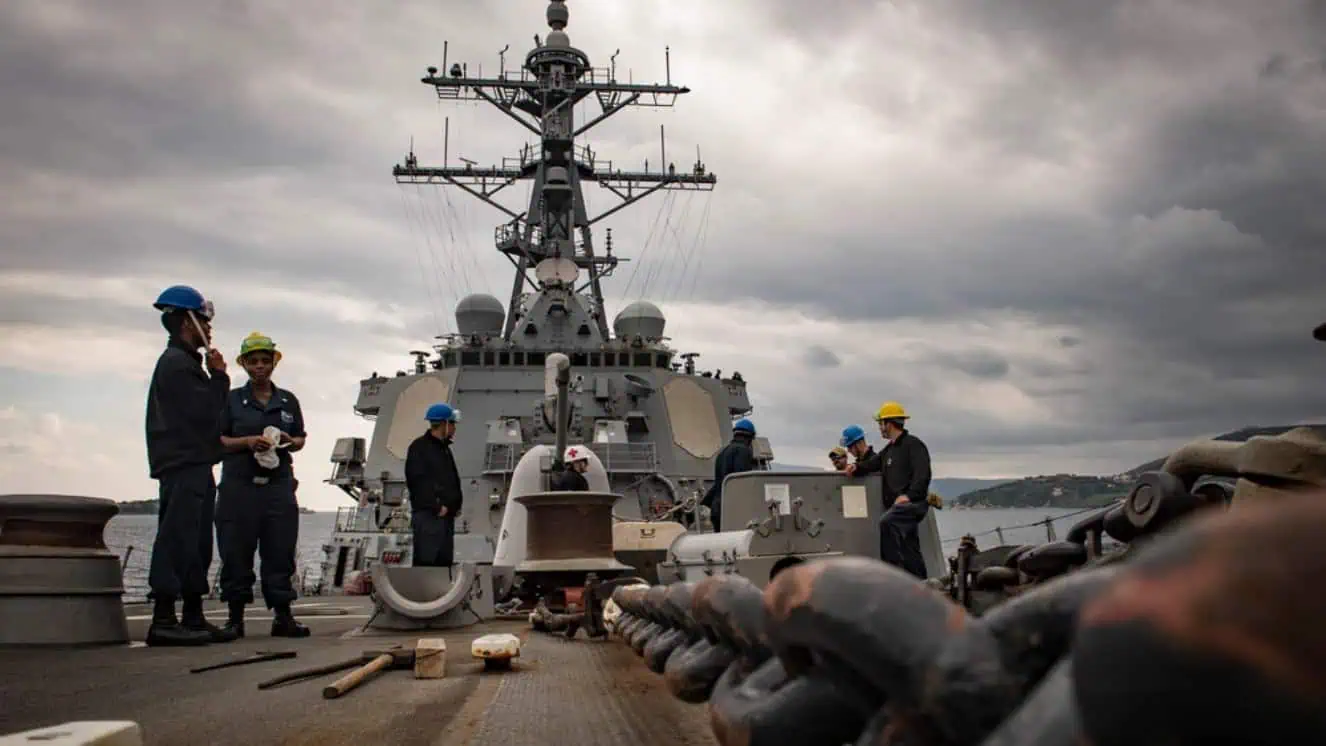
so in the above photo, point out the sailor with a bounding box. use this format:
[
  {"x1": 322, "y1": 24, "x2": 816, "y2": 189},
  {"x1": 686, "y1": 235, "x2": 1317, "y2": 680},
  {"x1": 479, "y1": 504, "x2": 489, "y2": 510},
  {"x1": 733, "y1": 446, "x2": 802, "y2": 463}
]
[
  {"x1": 404, "y1": 403, "x2": 464, "y2": 568},
  {"x1": 855, "y1": 401, "x2": 934, "y2": 579},
  {"x1": 840, "y1": 425, "x2": 876, "y2": 472},
  {"x1": 550, "y1": 445, "x2": 591, "y2": 491},
  {"x1": 701, "y1": 418, "x2": 757, "y2": 532},
  {"x1": 143, "y1": 285, "x2": 230, "y2": 646},
  {"x1": 829, "y1": 446, "x2": 850, "y2": 471},
  {"x1": 215, "y1": 332, "x2": 311, "y2": 639}
]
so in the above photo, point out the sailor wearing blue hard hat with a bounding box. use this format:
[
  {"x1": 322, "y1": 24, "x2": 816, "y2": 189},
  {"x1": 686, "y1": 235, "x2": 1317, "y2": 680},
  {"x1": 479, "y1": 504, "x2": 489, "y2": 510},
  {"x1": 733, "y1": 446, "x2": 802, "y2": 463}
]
[
  {"x1": 700, "y1": 418, "x2": 757, "y2": 532},
  {"x1": 143, "y1": 284, "x2": 232, "y2": 646},
  {"x1": 404, "y1": 402, "x2": 464, "y2": 568},
  {"x1": 214, "y1": 333, "x2": 311, "y2": 640},
  {"x1": 839, "y1": 424, "x2": 875, "y2": 471}
]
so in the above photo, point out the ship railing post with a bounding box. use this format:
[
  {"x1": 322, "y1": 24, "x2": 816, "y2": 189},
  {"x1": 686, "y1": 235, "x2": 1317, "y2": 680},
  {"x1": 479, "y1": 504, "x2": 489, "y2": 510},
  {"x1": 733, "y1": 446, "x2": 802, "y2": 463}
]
[
  {"x1": 994, "y1": 527, "x2": 1005, "y2": 544},
  {"x1": 1044, "y1": 516, "x2": 1057, "y2": 542}
]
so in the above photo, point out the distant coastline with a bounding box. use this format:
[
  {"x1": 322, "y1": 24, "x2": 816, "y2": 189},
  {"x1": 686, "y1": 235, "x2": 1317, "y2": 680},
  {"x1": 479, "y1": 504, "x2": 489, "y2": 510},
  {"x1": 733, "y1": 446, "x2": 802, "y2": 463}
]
[
  {"x1": 950, "y1": 423, "x2": 1324, "y2": 508},
  {"x1": 116, "y1": 499, "x2": 318, "y2": 515}
]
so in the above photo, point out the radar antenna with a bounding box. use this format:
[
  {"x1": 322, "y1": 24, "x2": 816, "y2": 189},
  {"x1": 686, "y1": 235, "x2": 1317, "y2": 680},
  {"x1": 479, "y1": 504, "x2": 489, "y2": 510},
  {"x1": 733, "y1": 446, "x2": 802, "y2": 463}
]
[{"x1": 394, "y1": 0, "x2": 716, "y2": 340}]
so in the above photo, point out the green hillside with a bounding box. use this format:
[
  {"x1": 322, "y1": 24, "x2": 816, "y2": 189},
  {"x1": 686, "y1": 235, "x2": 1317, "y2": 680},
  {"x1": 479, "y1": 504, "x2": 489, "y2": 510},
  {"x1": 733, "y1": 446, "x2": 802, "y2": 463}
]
[
  {"x1": 953, "y1": 424, "x2": 1324, "y2": 508},
  {"x1": 952, "y1": 474, "x2": 1129, "y2": 509}
]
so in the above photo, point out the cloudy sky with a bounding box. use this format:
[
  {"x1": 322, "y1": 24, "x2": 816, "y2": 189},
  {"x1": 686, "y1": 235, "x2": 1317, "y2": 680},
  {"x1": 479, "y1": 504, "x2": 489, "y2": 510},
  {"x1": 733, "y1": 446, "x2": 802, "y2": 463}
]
[{"x1": 2, "y1": 0, "x2": 1324, "y2": 510}]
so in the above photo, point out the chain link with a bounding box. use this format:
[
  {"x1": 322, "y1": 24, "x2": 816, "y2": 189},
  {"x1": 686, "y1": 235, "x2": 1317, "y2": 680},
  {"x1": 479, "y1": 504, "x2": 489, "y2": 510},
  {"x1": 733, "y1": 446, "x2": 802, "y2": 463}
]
[{"x1": 609, "y1": 490, "x2": 1324, "y2": 746}]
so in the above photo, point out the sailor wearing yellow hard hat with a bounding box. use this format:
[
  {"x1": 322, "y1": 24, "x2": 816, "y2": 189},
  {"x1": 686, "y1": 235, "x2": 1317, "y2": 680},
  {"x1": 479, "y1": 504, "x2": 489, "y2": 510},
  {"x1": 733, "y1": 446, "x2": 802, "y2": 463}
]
[
  {"x1": 846, "y1": 401, "x2": 933, "y2": 579},
  {"x1": 215, "y1": 332, "x2": 311, "y2": 639}
]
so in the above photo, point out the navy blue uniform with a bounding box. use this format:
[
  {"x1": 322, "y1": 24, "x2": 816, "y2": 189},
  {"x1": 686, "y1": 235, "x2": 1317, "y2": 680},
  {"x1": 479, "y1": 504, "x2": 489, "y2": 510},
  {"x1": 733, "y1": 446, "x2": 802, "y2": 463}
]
[
  {"x1": 550, "y1": 468, "x2": 589, "y2": 491},
  {"x1": 144, "y1": 338, "x2": 229, "y2": 602},
  {"x1": 701, "y1": 436, "x2": 755, "y2": 532},
  {"x1": 404, "y1": 432, "x2": 463, "y2": 567},
  {"x1": 215, "y1": 382, "x2": 306, "y2": 608}
]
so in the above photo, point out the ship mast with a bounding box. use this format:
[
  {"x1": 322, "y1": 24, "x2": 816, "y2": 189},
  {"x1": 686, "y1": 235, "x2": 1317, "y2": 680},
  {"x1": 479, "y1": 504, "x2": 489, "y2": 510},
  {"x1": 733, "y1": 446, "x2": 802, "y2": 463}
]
[{"x1": 394, "y1": 0, "x2": 716, "y2": 341}]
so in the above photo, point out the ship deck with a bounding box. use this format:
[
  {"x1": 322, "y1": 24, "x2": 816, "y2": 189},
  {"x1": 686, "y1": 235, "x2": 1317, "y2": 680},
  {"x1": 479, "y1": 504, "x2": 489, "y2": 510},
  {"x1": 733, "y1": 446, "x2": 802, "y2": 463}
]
[{"x1": 0, "y1": 597, "x2": 718, "y2": 746}]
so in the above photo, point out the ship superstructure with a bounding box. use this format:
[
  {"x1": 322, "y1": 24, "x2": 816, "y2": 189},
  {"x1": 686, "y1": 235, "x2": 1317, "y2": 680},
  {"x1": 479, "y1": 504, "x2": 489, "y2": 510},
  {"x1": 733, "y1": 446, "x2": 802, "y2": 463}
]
[{"x1": 318, "y1": 0, "x2": 772, "y2": 592}]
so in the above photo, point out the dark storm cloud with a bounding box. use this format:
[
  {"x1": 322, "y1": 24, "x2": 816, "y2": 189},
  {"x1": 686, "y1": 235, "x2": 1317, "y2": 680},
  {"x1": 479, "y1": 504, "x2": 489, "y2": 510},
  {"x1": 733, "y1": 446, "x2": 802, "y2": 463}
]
[
  {"x1": 724, "y1": 0, "x2": 1326, "y2": 446},
  {"x1": 3, "y1": 0, "x2": 1324, "y2": 478},
  {"x1": 802, "y1": 344, "x2": 842, "y2": 369}
]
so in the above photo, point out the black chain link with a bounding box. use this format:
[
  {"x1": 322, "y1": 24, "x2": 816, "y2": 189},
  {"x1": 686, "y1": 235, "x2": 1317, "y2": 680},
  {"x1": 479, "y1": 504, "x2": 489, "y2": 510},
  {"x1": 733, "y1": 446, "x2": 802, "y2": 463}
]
[{"x1": 609, "y1": 490, "x2": 1324, "y2": 746}]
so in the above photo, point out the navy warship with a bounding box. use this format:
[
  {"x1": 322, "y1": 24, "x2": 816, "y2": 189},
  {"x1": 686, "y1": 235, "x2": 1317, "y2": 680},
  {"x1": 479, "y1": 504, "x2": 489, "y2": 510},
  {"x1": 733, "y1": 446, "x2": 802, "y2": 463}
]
[{"x1": 313, "y1": 0, "x2": 779, "y2": 595}]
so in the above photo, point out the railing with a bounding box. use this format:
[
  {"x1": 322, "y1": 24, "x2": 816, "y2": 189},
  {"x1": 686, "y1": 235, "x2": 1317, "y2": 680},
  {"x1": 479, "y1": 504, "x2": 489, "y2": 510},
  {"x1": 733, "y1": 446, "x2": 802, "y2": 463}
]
[
  {"x1": 484, "y1": 443, "x2": 521, "y2": 473},
  {"x1": 590, "y1": 442, "x2": 657, "y2": 473},
  {"x1": 937, "y1": 504, "x2": 1105, "y2": 549},
  {"x1": 334, "y1": 505, "x2": 382, "y2": 533},
  {"x1": 483, "y1": 441, "x2": 659, "y2": 474}
]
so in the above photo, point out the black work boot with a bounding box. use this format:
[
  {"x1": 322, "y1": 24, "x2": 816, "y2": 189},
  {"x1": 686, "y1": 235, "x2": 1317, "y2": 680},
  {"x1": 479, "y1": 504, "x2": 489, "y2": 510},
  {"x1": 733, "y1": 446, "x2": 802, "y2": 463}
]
[
  {"x1": 271, "y1": 605, "x2": 311, "y2": 638},
  {"x1": 181, "y1": 594, "x2": 239, "y2": 644},
  {"x1": 221, "y1": 601, "x2": 246, "y2": 639},
  {"x1": 146, "y1": 597, "x2": 211, "y2": 647}
]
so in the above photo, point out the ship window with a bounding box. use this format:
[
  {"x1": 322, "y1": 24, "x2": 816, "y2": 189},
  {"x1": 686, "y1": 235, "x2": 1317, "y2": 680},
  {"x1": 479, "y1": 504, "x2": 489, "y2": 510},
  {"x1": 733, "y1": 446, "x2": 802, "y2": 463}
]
[
  {"x1": 499, "y1": 352, "x2": 511, "y2": 366},
  {"x1": 461, "y1": 351, "x2": 481, "y2": 366},
  {"x1": 590, "y1": 353, "x2": 601, "y2": 367},
  {"x1": 577, "y1": 324, "x2": 591, "y2": 336},
  {"x1": 633, "y1": 353, "x2": 651, "y2": 367},
  {"x1": 514, "y1": 352, "x2": 525, "y2": 366},
  {"x1": 442, "y1": 352, "x2": 457, "y2": 368},
  {"x1": 528, "y1": 352, "x2": 546, "y2": 366},
  {"x1": 571, "y1": 352, "x2": 588, "y2": 367},
  {"x1": 483, "y1": 351, "x2": 496, "y2": 366},
  {"x1": 524, "y1": 323, "x2": 538, "y2": 336},
  {"x1": 656, "y1": 353, "x2": 669, "y2": 368}
]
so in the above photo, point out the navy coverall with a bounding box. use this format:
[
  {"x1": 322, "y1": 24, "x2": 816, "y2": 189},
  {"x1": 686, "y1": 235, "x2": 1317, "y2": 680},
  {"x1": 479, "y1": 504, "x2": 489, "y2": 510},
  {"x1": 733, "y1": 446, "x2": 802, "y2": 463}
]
[
  {"x1": 145, "y1": 337, "x2": 229, "y2": 606},
  {"x1": 701, "y1": 435, "x2": 755, "y2": 532},
  {"x1": 404, "y1": 431, "x2": 464, "y2": 567},
  {"x1": 215, "y1": 382, "x2": 306, "y2": 609},
  {"x1": 550, "y1": 467, "x2": 589, "y2": 491},
  {"x1": 856, "y1": 431, "x2": 933, "y2": 578}
]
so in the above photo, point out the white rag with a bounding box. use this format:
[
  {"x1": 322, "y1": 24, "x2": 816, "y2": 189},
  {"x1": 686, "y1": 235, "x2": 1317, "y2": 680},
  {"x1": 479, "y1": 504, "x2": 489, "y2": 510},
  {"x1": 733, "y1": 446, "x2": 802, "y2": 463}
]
[{"x1": 254, "y1": 425, "x2": 285, "y2": 470}]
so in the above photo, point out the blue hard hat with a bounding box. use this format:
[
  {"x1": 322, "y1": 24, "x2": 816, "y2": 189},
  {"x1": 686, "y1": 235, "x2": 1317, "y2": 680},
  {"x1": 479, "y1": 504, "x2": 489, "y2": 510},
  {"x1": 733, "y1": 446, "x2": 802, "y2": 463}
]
[
  {"x1": 153, "y1": 285, "x2": 213, "y2": 320},
  {"x1": 733, "y1": 418, "x2": 756, "y2": 435},
  {"x1": 424, "y1": 403, "x2": 461, "y2": 423},
  {"x1": 840, "y1": 425, "x2": 866, "y2": 448}
]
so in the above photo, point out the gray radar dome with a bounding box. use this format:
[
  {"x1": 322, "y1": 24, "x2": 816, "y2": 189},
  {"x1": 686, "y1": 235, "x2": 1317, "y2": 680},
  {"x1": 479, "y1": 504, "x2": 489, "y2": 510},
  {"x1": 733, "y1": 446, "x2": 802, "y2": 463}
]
[
  {"x1": 455, "y1": 294, "x2": 505, "y2": 336},
  {"x1": 613, "y1": 301, "x2": 666, "y2": 340}
]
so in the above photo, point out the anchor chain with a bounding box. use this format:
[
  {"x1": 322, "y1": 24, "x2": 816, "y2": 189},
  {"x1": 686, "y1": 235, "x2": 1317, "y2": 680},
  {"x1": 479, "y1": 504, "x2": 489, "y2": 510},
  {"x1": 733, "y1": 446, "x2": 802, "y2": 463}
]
[{"x1": 609, "y1": 489, "x2": 1326, "y2": 746}]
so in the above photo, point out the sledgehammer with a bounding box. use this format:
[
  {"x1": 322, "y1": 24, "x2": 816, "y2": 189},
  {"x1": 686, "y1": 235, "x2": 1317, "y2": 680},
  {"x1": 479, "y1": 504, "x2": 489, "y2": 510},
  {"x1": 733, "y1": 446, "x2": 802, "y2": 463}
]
[{"x1": 321, "y1": 646, "x2": 416, "y2": 699}]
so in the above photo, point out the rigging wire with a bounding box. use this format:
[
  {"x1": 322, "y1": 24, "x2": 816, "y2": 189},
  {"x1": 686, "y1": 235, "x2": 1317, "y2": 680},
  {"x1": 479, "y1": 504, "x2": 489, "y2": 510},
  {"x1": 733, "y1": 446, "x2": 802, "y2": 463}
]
[
  {"x1": 639, "y1": 190, "x2": 683, "y2": 300},
  {"x1": 413, "y1": 183, "x2": 470, "y2": 298},
  {"x1": 654, "y1": 191, "x2": 698, "y2": 302},
  {"x1": 620, "y1": 189, "x2": 675, "y2": 299},
  {"x1": 684, "y1": 191, "x2": 716, "y2": 301},
  {"x1": 410, "y1": 184, "x2": 465, "y2": 306},
  {"x1": 667, "y1": 192, "x2": 713, "y2": 302},
  {"x1": 396, "y1": 186, "x2": 446, "y2": 335}
]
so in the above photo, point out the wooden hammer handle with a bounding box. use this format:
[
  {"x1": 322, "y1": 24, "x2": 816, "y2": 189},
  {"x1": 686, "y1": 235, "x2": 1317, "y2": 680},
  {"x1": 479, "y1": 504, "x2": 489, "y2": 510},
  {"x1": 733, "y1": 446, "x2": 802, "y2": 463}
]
[{"x1": 322, "y1": 653, "x2": 392, "y2": 699}]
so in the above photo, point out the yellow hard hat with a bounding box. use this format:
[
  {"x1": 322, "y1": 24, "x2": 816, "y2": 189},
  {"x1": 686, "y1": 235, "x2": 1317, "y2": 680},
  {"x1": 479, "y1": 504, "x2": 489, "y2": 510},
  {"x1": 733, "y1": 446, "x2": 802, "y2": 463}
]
[
  {"x1": 237, "y1": 331, "x2": 282, "y2": 364},
  {"x1": 874, "y1": 401, "x2": 909, "y2": 421}
]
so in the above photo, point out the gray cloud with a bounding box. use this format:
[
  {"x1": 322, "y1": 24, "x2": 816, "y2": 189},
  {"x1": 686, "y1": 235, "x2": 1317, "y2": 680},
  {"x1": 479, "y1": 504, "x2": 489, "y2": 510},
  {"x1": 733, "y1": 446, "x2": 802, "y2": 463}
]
[
  {"x1": 2, "y1": 0, "x2": 1324, "y2": 500},
  {"x1": 802, "y1": 344, "x2": 842, "y2": 369}
]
